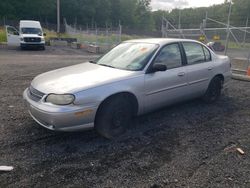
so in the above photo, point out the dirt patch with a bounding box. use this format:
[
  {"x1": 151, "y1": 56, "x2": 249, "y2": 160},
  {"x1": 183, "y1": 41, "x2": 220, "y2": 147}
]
[{"x1": 0, "y1": 48, "x2": 250, "y2": 188}]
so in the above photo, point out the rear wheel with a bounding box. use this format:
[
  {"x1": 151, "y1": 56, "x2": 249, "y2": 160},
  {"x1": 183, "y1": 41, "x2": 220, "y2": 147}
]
[
  {"x1": 202, "y1": 76, "x2": 223, "y2": 103},
  {"x1": 95, "y1": 95, "x2": 133, "y2": 139}
]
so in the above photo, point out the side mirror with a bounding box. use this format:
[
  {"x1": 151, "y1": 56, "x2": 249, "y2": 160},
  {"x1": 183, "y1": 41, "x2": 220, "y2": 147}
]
[
  {"x1": 151, "y1": 64, "x2": 167, "y2": 72},
  {"x1": 43, "y1": 33, "x2": 46, "y2": 36},
  {"x1": 14, "y1": 31, "x2": 19, "y2": 35}
]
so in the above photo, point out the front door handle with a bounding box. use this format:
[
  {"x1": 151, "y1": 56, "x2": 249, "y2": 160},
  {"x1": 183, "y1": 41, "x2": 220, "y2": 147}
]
[
  {"x1": 178, "y1": 72, "x2": 185, "y2": 76},
  {"x1": 208, "y1": 67, "x2": 213, "y2": 70}
]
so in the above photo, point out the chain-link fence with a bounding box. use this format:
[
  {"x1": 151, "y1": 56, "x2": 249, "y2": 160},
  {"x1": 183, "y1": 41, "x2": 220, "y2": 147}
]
[
  {"x1": 161, "y1": 16, "x2": 250, "y2": 78},
  {"x1": 64, "y1": 19, "x2": 122, "y2": 52}
]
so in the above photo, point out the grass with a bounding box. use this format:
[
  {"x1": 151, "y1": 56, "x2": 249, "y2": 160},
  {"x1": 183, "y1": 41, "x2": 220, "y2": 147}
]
[
  {"x1": 0, "y1": 28, "x2": 69, "y2": 43},
  {"x1": 71, "y1": 33, "x2": 140, "y2": 45},
  {"x1": 0, "y1": 27, "x2": 7, "y2": 43},
  {"x1": 43, "y1": 29, "x2": 70, "y2": 41},
  {"x1": 218, "y1": 40, "x2": 250, "y2": 49}
]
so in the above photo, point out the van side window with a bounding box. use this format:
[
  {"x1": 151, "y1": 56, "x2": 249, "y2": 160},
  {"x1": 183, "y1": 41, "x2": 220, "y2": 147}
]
[
  {"x1": 154, "y1": 43, "x2": 182, "y2": 69},
  {"x1": 203, "y1": 46, "x2": 212, "y2": 61},
  {"x1": 182, "y1": 42, "x2": 206, "y2": 65}
]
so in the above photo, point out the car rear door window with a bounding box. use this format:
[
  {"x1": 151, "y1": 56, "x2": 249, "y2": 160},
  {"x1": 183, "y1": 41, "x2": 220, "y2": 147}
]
[
  {"x1": 154, "y1": 43, "x2": 182, "y2": 69},
  {"x1": 182, "y1": 42, "x2": 206, "y2": 65}
]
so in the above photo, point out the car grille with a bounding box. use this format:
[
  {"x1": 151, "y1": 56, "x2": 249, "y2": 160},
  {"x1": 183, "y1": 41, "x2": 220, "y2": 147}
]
[
  {"x1": 24, "y1": 37, "x2": 41, "y2": 43},
  {"x1": 28, "y1": 86, "x2": 45, "y2": 102}
]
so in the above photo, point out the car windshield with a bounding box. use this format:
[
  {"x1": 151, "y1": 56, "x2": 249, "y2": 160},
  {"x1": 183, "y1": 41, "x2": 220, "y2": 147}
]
[
  {"x1": 94, "y1": 42, "x2": 159, "y2": 71},
  {"x1": 21, "y1": 28, "x2": 42, "y2": 35}
]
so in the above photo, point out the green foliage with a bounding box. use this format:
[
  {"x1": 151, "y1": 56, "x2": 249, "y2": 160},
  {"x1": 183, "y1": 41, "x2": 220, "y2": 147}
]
[
  {"x1": 0, "y1": 0, "x2": 154, "y2": 30},
  {"x1": 0, "y1": 27, "x2": 7, "y2": 42},
  {"x1": 153, "y1": 2, "x2": 249, "y2": 29},
  {"x1": 0, "y1": 0, "x2": 249, "y2": 31}
]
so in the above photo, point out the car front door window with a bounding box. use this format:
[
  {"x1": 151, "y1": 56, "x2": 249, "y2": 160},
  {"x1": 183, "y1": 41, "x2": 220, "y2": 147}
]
[{"x1": 154, "y1": 43, "x2": 182, "y2": 69}]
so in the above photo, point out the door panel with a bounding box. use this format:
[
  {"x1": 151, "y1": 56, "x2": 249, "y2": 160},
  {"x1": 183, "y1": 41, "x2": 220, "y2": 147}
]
[
  {"x1": 182, "y1": 42, "x2": 214, "y2": 96},
  {"x1": 144, "y1": 67, "x2": 188, "y2": 112},
  {"x1": 186, "y1": 62, "x2": 214, "y2": 96},
  {"x1": 144, "y1": 43, "x2": 188, "y2": 113},
  {"x1": 6, "y1": 26, "x2": 20, "y2": 46}
]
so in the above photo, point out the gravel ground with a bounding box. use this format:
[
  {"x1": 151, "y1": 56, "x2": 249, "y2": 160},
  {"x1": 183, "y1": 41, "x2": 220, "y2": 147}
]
[{"x1": 0, "y1": 47, "x2": 250, "y2": 188}]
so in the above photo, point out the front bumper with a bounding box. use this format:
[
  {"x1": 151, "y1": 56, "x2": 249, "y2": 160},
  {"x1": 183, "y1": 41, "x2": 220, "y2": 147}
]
[
  {"x1": 23, "y1": 88, "x2": 97, "y2": 131},
  {"x1": 20, "y1": 42, "x2": 45, "y2": 47}
]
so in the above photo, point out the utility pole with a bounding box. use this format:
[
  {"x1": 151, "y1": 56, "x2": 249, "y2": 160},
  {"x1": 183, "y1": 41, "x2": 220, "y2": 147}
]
[
  {"x1": 57, "y1": 0, "x2": 60, "y2": 33},
  {"x1": 224, "y1": 0, "x2": 232, "y2": 55}
]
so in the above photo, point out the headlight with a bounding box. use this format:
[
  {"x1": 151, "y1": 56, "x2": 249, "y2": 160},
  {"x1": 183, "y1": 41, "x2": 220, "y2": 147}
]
[
  {"x1": 45, "y1": 94, "x2": 75, "y2": 105},
  {"x1": 41, "y1": 38, "x2": 45, "y2": 41}
]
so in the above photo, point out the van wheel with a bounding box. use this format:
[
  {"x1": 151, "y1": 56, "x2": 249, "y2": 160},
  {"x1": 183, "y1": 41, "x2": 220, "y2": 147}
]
[
  {"x1": 202, "y1": 76, "x2": 223, "y2": 103},
  {"x1": 95, "y1": 95, "x2": 133, "y2": 139},
  {"x1": 41, "y1": 46, "x2": 45, "y2": 50}
]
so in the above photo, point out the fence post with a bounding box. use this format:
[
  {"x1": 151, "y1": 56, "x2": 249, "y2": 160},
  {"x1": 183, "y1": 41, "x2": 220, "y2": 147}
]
[
  {"x1": 243, "y1": 17, "x2": 249, "y2": 46},
  {"x1": 105, "y1": 22, "x2": 108, "y2": 45},
  {"x1": 161, "y1": 16, "x2": 165, "y2": 38},
  {"x1": 57, "y1": 0, "x2": 60, "y2": 33},
  {"x1": 165, "y1": 21, "x2": 169, "y2": 38},
  {"x1": 201, "y1": 12, "x2": 208, "y2": 42},
  {"x1": 225, "y1": 0, "x2": 232, "y2": 55},
  {"x1": 178, "y1": 10, "x2": 181, "y2": 30},
  {"x1": 3, "y1": 16, "x2": 6, "y2": 26},
  {"x1": 95, "y1": 23, "x2": 98, "y2": 45},
  {"x1": 119, "y1": 20, "x2": 122, "y2": 43}
]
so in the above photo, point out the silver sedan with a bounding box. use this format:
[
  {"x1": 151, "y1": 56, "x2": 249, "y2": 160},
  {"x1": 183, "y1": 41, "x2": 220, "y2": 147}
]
[{"x1": 23, "y1": 38, "x2": 231, "y2": 139}]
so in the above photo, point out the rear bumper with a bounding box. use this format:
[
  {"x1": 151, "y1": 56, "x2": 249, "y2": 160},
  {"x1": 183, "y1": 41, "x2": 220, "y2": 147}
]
[{"x1": 23, "y1": 88, "x2": 97, "y2": 131}]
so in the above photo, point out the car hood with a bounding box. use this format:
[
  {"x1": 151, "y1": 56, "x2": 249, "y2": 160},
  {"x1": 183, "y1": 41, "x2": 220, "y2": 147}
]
[
  {"x1": 21, "y1": 34, "x2": 43, "y2": 38},
  {"x1": 31, "y1": 62, "x2": 140, "y2": 94}
]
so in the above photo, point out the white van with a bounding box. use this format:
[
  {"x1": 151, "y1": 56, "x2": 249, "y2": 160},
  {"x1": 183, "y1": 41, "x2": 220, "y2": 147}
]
[{"x1": 6, "y1": 20, "x2": 46, "y2": 50}]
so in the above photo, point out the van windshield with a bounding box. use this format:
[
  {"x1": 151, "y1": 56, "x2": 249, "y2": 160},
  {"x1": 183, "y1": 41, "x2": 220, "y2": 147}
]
[{"x1": 21, "y1": 28, "x2": 42, "y2": 35}]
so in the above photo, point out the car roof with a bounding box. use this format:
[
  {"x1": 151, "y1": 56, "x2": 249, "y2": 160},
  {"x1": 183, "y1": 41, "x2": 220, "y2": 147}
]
[{"x1": 125, "y1": 38, "x2": 200, "y2": 46}]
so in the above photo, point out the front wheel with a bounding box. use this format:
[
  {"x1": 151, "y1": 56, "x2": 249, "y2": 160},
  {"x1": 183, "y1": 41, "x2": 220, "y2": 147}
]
[
  {"x1": 95, "y1": 96, "x2": 133, "y2": 139},
  {"x1": 202, "y1": 76, "x2": 223, "y2": 103},
  {"x1": 40, "y1": 45, "x2": 45, "y2": 50}
]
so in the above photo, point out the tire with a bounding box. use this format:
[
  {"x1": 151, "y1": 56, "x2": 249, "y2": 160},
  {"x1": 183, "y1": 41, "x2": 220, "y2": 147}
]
[
  {"x1": 202, "y1": 76, "x2": 223, "y2": 103},
  {"x1": 41, "y1": 46, "x2": 45, "y2": 50},
  {"x1": 95, "y1": 95, "x2": 133, "y2": 139}
]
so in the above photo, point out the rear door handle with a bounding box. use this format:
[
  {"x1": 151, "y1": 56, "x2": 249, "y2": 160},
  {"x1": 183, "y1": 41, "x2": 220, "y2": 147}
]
[{"x1": 178, "y1": 72, "x2": 185, "y2": 76}]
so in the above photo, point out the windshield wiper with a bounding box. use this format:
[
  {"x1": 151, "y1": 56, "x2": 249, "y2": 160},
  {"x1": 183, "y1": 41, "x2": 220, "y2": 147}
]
[{"x1": 98, "y1": 64, "x2": 115, "y2": 68}]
